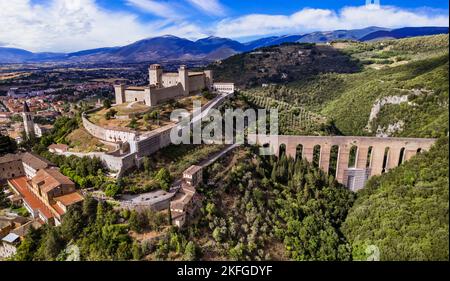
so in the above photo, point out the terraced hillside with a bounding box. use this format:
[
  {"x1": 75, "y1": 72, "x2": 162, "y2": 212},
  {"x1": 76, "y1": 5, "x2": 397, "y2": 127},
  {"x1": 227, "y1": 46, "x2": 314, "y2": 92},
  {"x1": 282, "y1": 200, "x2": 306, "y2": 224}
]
[{"x1": 234, "y1": 35, "x2": 449, "y2": 138}]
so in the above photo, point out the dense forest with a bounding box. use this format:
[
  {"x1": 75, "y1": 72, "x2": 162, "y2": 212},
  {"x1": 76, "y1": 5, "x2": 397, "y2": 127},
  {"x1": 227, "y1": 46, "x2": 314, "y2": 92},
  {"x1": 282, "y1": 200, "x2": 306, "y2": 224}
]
[
  {"x1": 147, "y1": 147, "x2": 355, "y2": 261},
  {"x1": 342, "y1": 137, "x2": 449, "y2": 261}
]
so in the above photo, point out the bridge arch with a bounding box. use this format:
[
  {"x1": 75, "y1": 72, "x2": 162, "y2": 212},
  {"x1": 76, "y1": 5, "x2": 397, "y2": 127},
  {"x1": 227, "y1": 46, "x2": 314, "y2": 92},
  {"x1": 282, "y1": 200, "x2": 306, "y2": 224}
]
[
  {"x1": 313, "y1": 145, "x2": 321, "y2": 167},
  {"x1": 366, "y1": 146, "x2": 373, "y2": 168},
  {"x1": 398, "y1": 147, "x2": 406, "y2": 165},
  {"x1": 279, "y1": 143, "x2": 286, "y2": 158},
  {"x1": 296, "y1": 144, "x2": 303, "y2": 160},
  {"x1": 328, "y1": 145, "x2": 340, "y2": 178},
  {"x1": 382, "y1": 147, "x2": 390, "y2": 174},
  {"x1": 348, "y1": 145, "x2": 358, "y2": 168}
]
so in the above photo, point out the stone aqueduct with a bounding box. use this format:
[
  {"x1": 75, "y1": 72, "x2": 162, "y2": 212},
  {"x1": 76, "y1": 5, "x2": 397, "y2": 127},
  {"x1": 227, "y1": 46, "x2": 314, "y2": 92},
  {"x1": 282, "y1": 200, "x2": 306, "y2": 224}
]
[{"x1": 251, "y1": 135, "x2": 436, "y2": 190}]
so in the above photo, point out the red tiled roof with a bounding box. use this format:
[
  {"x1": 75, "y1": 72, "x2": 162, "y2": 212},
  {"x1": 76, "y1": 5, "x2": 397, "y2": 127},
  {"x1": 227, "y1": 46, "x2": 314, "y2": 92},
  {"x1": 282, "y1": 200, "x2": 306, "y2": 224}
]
[
  {"x1": 8, "y1": 177, "x2": 54, "y2": 220},
  {"x1": 54, "y1": 192, "x2": 84, "y2": 207},
  {"x1": 32, "y1": 168, "x2": 74, "y2": 194}
]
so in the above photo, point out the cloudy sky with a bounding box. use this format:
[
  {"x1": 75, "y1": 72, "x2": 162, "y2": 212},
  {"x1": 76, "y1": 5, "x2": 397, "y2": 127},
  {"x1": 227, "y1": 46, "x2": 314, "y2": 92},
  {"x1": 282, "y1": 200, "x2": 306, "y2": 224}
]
[{"x1": 0, "y1": 0, "x2": 448, "y2": 52}]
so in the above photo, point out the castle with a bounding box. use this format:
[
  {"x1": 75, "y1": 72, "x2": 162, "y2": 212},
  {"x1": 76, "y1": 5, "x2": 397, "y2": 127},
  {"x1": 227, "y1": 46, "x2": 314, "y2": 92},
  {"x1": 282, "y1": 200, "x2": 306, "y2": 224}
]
[{"x1": 114, "y1": 64, "x2": 214, "y2": 106}]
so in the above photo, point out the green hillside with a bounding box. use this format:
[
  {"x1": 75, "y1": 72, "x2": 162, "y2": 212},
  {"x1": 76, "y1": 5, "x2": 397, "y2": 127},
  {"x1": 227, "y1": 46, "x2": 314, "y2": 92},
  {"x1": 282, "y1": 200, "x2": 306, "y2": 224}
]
[
  {"x1": 342, "y1": 137, "x2": 449, "y2": 261},
  {"x1": 232, "y1": 35, "x2": 449, "y2": 138},
  {"x1": 209, "y1": 43, "x2": 360, "y2": 88}
]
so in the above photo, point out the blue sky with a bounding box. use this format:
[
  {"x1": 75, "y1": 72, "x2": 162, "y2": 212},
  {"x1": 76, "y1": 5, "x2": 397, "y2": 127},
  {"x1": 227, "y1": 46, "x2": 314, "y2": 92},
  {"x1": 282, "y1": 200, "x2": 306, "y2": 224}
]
[{"x1": 0, "y1": 0, "x2": 448, "y2": 52}]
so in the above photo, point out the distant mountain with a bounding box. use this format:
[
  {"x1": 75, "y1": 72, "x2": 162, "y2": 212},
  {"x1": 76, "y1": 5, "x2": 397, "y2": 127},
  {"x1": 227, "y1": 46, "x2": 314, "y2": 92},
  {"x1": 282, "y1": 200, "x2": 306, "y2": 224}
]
[
  {"x1": 0, "y1": 26, "x2": 448, "y2": 63},
  {"x1": 0, "y1": 47, "x2": 34, "y2": 63},
  {"x1": 297, "y1": 26, "x2": 389, "y2": 43},
  {"x1": 360, "y1": 26, "x2": 450, "y2": 41}
]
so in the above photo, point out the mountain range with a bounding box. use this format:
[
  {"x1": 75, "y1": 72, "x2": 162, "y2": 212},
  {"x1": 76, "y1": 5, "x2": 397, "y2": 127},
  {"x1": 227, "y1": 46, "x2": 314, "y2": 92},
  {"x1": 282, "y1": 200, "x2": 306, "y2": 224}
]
[{"x1": 0, "y1": 26, "x2": 448, "y2": 64}]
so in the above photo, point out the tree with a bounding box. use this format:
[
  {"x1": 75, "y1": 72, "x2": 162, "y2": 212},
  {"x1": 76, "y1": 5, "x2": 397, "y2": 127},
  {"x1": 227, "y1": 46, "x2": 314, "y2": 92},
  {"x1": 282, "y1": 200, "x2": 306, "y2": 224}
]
[
  {"x1": 105, "y1": 109, "x2": 117, "y2": 120},
  {"x1": 132, "y1": 242, "x2": 142, "y2": 260},
  {"x1": 142, "y1": 156, "x2": 151, "y2": 173},
  {"x1": 103, "y1": 99, "x2": 112, "y2": 109},
  {"x1": 129, "y1": 210, "x2": 144, "y2": 233},
  {"x1": 155, "y1": 168, "x2": 172, "y2": 191},
  {"x1": 60, "y1": 206, "x2": 83, "y2": 240},
  {"x1": 0, "y1": 186, "x2": 9, "y2": 208},
  {"x1": 184, "y1": 241, "x2": 197, "y2": 261},
  {"x1": 13, "y1": 226, "x2": 41, "y2": 261},
  {"x1": 0, "y1": 134, "x2": 17, "y2": 155},
  {"x1": 37, "y1": 227, "x2": 63, "y2": 260},
  {"x1": 105, "y1": 183, "x2": 121, "y2": 198},
  {"x1": 128, "y1": 117, "x2": 138, "y2": 130}
]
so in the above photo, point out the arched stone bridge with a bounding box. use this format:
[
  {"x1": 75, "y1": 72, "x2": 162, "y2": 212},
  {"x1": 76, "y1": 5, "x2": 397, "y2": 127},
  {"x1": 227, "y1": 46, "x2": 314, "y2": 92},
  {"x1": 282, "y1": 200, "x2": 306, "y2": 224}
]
[{"x1": 250, "y1": 134, "x2": 436, "y2": 191}]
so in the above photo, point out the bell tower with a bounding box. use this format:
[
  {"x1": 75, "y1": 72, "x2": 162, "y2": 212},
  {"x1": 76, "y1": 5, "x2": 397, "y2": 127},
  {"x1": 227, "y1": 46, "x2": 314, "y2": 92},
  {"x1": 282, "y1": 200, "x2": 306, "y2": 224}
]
[{"x1": 22, "y1": 101, "x2": 35, "y2": 139}]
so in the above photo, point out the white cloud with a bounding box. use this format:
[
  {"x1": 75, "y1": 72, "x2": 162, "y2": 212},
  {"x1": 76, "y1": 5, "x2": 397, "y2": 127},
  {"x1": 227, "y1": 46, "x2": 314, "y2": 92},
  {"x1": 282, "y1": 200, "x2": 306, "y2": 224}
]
[
  {"x1": 186, "y1": 0, "x2": 226, "y2": 16},
  {"x1": 0, "y1": 0, "x2": 205, "y2": 52},
  {"x1": 126, "y1": 0, "x2": 183, "y2": 20},
  {"x1": 0, "y1": 1, "x2": 447, "y2": 53},
  {"x1": 215, "y1": 5, "x2": 449, "y2": 38}
]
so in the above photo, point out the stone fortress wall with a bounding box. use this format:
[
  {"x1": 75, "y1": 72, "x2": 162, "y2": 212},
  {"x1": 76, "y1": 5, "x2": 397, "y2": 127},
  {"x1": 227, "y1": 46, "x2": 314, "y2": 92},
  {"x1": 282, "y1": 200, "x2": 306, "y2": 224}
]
[
  {"x1": 114, "y1": 64, "x2": 213, "y2": 107},
  {"x1": 251, "y1": 134, "x2": 436, "y2": 191},
  {"x1": 82, "y1": 108, "x2": 137, "y2": 144},
  {"x1": 81, "y1": 90, "x2": 234, "y2": 176}
]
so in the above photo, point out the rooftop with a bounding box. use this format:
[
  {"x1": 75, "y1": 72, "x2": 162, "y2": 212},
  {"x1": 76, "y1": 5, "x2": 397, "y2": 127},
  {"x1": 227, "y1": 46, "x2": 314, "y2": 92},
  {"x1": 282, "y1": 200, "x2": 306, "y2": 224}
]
[
  {"x1": 48, "y1": 143, "x2": 69, "y2": 151},
  {"x1": 32, "y1": 168, "x2": 74, "y2": 194},
  {"x1": 183, "y1": 165, "x2": 202, "y2": 176},
  {"x1": 2, "y1": 233, "x2": 20, "y2": 244},
  {"x1": 8, "y1": 176, "x2": 54, "y2": 220},
  {"x1": 0, "y1": 153, "x2": 21, "y2": 164},
  {"x1": 54, "y1": 192, "x2": 84, "y2": 207},
  {"x1": 21, "y1": 152, "x2": 54, "y2": 170}
]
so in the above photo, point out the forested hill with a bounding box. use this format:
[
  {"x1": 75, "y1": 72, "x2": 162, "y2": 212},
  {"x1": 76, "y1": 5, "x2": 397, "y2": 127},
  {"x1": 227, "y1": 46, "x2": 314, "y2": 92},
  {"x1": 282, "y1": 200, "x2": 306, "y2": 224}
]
[
  {"x1": 238, "y1": 34, "x2": 449, "y2": 138},
  {"x1": 209, "y1": 43, "x2": 360, "y2": 88},
  {"x1": 342, "y1": 137, "x2": 449, "y2": 261}
]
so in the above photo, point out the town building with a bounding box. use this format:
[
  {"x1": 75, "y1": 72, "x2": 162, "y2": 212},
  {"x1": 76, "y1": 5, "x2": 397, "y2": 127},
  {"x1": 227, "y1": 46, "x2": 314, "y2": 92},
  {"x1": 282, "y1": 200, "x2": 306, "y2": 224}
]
[
  {"x1": 0, "y1": 153, "x2": 84, "y2": 226},
  {"x1": 0, "y1": 216, "x2": 40, "y2": 260},
  {"x1": 22, "y1": 102, "x2": 35, "y2": 139},
  {"x1": 170, "y1": 165, "x2": 203, "y2": 228},
  {"x1": 21, "y1": 101, "x2": 53, "y2": 139},
  {"x1": 48, "y1": 144, "x2": 69, "y2": 154}
]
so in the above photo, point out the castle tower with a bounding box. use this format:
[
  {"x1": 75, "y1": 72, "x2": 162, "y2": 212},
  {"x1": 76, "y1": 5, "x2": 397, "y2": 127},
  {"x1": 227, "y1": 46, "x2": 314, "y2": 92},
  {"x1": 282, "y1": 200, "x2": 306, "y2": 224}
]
[
  {"x1": 22, "y1": 101, "x2": 35, "y2": 139},
  {"x1": 178, "y1": 65, "x2": 189, "y2": 96},
  {"x1": 149, "y1": 64, "x2": 163, "y2": 88},
  {"x1": 114, "y1": 84, "x2": 126, "y2": 105},
  {"x1": 203, "y1": 70, "x2": 213, "y2": 90}
]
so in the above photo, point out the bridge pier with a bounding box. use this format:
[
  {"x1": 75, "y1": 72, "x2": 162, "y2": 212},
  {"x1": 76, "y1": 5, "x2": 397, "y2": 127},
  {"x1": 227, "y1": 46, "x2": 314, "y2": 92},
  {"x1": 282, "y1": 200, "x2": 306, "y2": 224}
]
[
  {"x1": 404, "y1": 149, "x2": 418, "y2": 161},
  {"x1": 302, "y1": 146, "x2": 314, "y2": 163},
  {"x1": 387, "y1": 147, "x2": 402, "y2": 170},
  {"x1": 356, "y1": 146, "x2": 369, "y2": 169},
  {"x1": 336, "y1": 146, "x2": 350, "y2": 184},
  {"x1": 286, "y1": 144, "x2": 297, "y2": 159},
  {"x1": 320, "y1": 145, "x2": 331, "y2": 174}
]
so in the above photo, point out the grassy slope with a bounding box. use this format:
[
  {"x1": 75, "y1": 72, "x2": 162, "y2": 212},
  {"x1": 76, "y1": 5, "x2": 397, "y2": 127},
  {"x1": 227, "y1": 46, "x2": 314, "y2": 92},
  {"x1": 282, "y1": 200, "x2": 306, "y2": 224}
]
[
  {"x1": 237, "y1": 35, "x2": 448, "y2": 138},
  {"x1": 342, "y1": 138, "x2": 449, "y2": 261},
  {"x1": 321, "y1": 53, "x2": 448, "y2": 137}
]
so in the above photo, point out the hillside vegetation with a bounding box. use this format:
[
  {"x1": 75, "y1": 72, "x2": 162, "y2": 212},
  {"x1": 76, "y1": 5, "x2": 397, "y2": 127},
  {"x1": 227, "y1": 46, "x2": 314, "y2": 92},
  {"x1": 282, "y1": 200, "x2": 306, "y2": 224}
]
[
  {"x1": 233, "y1": 35, "x2": 448, "y2": 138},
  {"x1": 210, "y1": 43, "x2": 360, "y2": 88},
  {"x1": 342, "y1": 137, "x2": 449, "y2": 261}
]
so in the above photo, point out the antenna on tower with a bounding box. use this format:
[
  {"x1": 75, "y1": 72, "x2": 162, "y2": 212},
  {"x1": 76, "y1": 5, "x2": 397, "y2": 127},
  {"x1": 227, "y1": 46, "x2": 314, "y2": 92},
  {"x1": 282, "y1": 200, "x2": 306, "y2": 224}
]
[{"x1": 366, "y1": 0, "x2": 381, "y2": 9}]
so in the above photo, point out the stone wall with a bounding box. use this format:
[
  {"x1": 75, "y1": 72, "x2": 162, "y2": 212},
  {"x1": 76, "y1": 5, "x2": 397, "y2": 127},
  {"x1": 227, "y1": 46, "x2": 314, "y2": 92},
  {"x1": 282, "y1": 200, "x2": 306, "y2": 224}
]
[
  {"x1": 82, "y1": 109, "x2": 137, "y2": 144},
  {"x1": 188, "y1": 74, "x2": 206, "y2": 93},
  {"x1": 149, "y1": 84, "x2": 184, "y2": 106}
]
